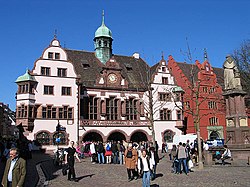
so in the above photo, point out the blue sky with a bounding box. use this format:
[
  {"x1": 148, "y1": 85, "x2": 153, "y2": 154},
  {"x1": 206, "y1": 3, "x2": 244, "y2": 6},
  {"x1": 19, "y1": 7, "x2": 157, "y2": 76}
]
[{"x1": 1, "y1": 0, "x2": 250, "y2": 110}]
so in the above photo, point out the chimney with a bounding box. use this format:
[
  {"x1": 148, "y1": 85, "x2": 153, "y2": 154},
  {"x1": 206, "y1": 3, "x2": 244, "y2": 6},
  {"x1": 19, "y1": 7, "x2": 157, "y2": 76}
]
[{"x1": 133, "y1": 52, "x2": 140, "y2": 59}]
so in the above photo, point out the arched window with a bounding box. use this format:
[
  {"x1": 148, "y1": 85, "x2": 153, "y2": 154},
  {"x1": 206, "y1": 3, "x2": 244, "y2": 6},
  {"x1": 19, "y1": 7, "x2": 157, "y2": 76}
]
[
  {"x1": 53, "y1": 132, "x2": 66, "y2": 145},
  {"x1": 36, "y1": 132, "x2": 50, "y2": 145},
  {"x1": 209, "y1": 131, "x2": 220, "y2": 140},
  {"x1": 163, "y1": 130, "x2": 174, "y2": 143},
  {"x1": 98, "y1": 41, "x2": 102, "y2": 47}
]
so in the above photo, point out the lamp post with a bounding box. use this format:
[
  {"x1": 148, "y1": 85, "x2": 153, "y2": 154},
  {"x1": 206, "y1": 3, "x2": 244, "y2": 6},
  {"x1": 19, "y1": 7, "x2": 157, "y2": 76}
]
[{"x1": 76, "y1": 74, "x2": 81, "y2": 143}]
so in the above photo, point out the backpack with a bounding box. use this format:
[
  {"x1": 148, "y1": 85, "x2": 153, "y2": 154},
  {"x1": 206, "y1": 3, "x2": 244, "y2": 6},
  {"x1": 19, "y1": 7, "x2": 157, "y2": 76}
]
[
  {"x1": 126, "y1": 150, "x2": 133, "y2": 158},
  {"x1": 106, "y1": 144, "x2": 111, "y2": 151}
]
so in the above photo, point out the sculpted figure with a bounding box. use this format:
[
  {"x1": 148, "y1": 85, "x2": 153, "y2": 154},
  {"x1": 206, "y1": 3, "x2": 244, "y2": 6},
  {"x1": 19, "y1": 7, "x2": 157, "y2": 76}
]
[{"x1": 223, "y1": 55, "x2": 242, "y2": 90}]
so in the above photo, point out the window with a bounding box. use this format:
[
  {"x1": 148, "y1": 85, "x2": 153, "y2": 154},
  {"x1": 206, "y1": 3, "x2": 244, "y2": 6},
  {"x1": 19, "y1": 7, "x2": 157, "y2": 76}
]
[
  {"x1": 55, "y1": 53, "x2": 60, "y2": 60},
  {"x1": 89, "y1": 96, "x2": 98, "y2": 120},
  {"x1": 175, "y1": 93, "x2": 181, "y2": 102},
  {"x1": 203, "y1": 87, "x2": 208, "y2": 93},
  {"x1": 19, "y1": 84, "x2": 29, "y2": 94},
  {"x1": 160, "y1": 109, "x2": 172, "y2": 120},
  {"x1": 162, "y1": 67, "x2": 166, "y2": 72},
  {"x1": 59, "y1": 108, "x2": 63, "y2": 119},
  {"x1": 42, "y1": 107, "x2": 47, "y2": 118},
  {"x1": 41, "y1": 67, "x2": 50, "y2": 76},
  {"x1": 176, "y1": 110, "x2": 182, "y2": 120},
  {"x1": 163, "y1": 130, "x2": 174, "y2": 143},
  {"x1": 17, "y1": 105, "x2": 27, "y2": 118},
  {"x1": 44, "y1": 86, "x2": 54, "y2": 95},
  {"x1": 62, "y1": 87, "x2": 71, "y2": 96},
  {"x1": 126, "y1": 98, "x2": 138, "y2": 120},
  {"x1": 104, "y1": 41, "x2": 107, "y2": 47},
  {"x1": 52, "y1": 108, "x2": 57, "y2": 119},
  {"x1": 36, "y1": 132, "x2": 50, "y2": 145},
  {"x1": 209, "y1": 87, "x2": 215, "y2": 93},
  {"x1": 57, "y1": 68, "x2": 67, "y2": 77},
  {"x1": 48, "y1": 52, "x2": 53, "y2": 59},
  {"x1": 209, "y1": 117, "x2": 218, "y2": 125},
  {"x1": 162, "y1": 77, "x2": 168, "y2": 84},
  {"x1": 159, "y1": 93, "x2": 171, "y2": 102},
  {"x1": 185, "y1": 101, "x2": 190, "y2": 109},
  {"x1": 107, "y1": 97, "x2": 118, "y2": 120},
  {"x1": 208, "y1": 101, "x2": 217, "y2": 109}
]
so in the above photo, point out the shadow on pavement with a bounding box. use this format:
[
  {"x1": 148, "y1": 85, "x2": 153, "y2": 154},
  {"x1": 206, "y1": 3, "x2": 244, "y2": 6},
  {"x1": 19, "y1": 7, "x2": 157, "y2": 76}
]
[
  {"x1": 150, "y1": 184, "x2": 159, "y2": 187},
  {"x1": 77, "y1": 174, "x2": 95, "y2": 181}
]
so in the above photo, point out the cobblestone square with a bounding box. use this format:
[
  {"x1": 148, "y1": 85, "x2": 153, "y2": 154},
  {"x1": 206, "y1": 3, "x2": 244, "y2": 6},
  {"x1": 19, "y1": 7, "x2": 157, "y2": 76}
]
[{"x1": 44, "y1": 153, "x2": 250, "y2": 187}]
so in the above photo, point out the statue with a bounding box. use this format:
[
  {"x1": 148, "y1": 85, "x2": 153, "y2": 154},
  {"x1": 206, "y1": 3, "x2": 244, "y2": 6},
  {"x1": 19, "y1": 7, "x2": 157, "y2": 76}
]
[{"x1": 223, "y1": 55, "x2": 242, "y2": 90}]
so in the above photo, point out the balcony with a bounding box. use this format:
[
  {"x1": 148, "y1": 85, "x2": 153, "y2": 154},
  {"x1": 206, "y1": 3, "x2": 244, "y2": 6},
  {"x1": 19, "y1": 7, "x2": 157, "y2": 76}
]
[{"x1": 80, "y1": 120, "x2": 150, "y2": 127}]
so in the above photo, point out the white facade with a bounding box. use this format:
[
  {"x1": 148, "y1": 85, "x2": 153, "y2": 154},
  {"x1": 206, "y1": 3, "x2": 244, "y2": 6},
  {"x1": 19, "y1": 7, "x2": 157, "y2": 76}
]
[{"x1": 150, "y1": 59, "x2": 183, "y2": 149}]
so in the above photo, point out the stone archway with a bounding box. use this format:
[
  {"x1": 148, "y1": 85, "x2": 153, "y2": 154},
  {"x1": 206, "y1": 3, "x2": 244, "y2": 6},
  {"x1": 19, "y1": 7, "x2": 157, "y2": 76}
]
[
  {"x1": 130, "y1": 130, "x2": 149, "y2": 143},
  {"x1": 107, "y1": 130, "x2": 127, "y2": 142},
  {"x1": 82, "y1": 131, "x2": 103, "y2": 142}
]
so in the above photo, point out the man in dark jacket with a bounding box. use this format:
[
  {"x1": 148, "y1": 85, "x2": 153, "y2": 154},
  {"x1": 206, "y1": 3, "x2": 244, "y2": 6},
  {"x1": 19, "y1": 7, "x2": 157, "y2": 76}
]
[
  {"x1": 2, "y1": 147, "x2": 26, "y2": 187},
  {"x1": 65, "y1": 141, "x2": 81, "y2": 182},
  {"x1": 97, "y1": 142, "x2": 105, "y2": 164},
  {"x1": 148, "y1": 146, "x2": 159, "y2": 180},
  {"x1": 111, "y1": 141, "x2": 118, "y2": 164}
]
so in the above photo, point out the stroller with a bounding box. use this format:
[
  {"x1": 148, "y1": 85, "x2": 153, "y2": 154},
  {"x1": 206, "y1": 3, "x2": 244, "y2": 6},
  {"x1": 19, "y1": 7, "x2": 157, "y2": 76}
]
[{"x1": 53, "y1": 148, "x2": 65, "y2": 166}]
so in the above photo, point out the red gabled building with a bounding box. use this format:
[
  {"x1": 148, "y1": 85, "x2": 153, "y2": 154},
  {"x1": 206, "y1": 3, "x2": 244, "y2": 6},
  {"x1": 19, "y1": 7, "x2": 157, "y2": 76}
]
[{"x1": 168, "y1": 55, "x2": 226, "y2": 140}]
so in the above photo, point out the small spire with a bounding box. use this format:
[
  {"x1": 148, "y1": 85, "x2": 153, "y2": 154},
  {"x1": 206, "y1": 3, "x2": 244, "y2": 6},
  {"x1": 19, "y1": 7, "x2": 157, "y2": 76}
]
[
  {"x1": 161, "y1": 51, "x2": 164, "y2": 60},
  {"x1": 204, "y1": 48, "x2": 208, "y2": 61},
  {"x1": 102, "y1": 10, "x2": 105, "y2": 26},
  {"x1": 54, "y1": 29, "x2": 57, "y2": 39}
]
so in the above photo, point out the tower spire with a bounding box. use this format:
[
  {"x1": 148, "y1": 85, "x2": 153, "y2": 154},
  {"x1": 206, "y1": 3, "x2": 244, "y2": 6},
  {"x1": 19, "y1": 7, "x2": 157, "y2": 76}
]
[
  {"x1": 54, "y1": 29, "x2": 57, "y2": 39},
  {"x1": 102, "y1": 10, "x2": 105, "y2": 26},
  {"x1": 204, "y1": 48, "x2": 208, "y2": 61}
]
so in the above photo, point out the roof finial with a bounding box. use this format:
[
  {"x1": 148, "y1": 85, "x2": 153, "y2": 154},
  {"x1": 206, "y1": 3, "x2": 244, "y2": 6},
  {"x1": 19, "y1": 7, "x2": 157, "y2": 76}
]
[
  {"x1": 54, "y1": 29, "x2": 57, "y2": 39},
  {"x1": 161, "y1": 51, "x2": 164, "y2": 60},
  {"x1": 204, "y1": 48, "x2": 208, "y2": 61},
  {"x1": 102, "y1": 10, "x2": 105, "y2": 26}
]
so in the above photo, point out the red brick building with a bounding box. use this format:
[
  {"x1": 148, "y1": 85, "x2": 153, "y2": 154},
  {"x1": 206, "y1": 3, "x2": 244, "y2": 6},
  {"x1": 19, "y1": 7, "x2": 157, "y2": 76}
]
[{"x1": 168, "y1": 55, "x2": 226, "y2": 140}]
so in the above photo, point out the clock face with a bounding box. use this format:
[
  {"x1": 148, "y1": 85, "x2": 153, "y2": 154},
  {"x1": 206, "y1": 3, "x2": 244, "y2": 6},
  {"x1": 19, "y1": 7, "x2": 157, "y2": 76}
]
[{"x1": 108, "y1": 73, "x2": 117, "y2": 83}]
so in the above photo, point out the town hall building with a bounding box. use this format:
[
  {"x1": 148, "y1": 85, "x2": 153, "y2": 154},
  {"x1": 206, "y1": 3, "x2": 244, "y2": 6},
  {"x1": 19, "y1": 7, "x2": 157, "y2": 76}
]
[{"x1": 15, "y1": 14, "x2": 184, "y2": 149}]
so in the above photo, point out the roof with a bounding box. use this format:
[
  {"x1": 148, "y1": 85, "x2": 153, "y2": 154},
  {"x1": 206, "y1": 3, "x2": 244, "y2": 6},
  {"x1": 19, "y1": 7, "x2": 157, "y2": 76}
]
[
  {"x1": 65, "y1": 49, "x2": 150, "y2": 90},
  {"x1": 213, "y1": 67, "x2": 224, "y2": 88},
  {"x1": 176, "y1": 62, "x2": 199, "y2": 84},
  {"x1": 15, "y1": 70, "x2": 36, "y2": 83},
  {"x1": 95, "y1": 13, "x2": 112, "y2": 38}
]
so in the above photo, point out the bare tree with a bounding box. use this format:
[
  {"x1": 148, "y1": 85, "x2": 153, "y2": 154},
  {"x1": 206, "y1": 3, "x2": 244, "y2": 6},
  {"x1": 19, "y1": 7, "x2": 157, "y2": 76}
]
[
  {"x1": 232, "y1": 40, "x2": 250, "y2": 104},
  {"x1": 170, "y1": 43, "x2": 225, "y2": 170}
]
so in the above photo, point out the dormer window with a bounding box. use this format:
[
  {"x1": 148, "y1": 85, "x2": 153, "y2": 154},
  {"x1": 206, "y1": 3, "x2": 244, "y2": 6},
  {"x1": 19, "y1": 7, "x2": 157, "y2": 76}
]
[
  {"x1": 205, "y1": 64, "x2": 210, "y2": 72},
  {"x1": 48, "y1": 52, "x2": 60, "y2": 60},
  {"x1": 48, "y1": 52, "x2": 53, "y2": 59},
  {"x1": 55, "y1": 53, "x2": 60, "y2": 60}
]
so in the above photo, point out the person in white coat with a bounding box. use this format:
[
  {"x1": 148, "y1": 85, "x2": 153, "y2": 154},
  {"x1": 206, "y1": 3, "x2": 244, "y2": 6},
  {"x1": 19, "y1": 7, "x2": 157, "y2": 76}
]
[
  {"x1": 90, "y1": 142, "x2": 96, "y2": 163},
  {"x1": 138, "y1": 149, "x2": 153, "y2": 187}
]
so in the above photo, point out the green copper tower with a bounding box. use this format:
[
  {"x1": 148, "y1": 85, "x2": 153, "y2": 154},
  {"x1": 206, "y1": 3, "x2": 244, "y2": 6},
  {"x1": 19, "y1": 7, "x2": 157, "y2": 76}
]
[{"x1": 94, "y1": 11, "x2": 113, "y2": 64}]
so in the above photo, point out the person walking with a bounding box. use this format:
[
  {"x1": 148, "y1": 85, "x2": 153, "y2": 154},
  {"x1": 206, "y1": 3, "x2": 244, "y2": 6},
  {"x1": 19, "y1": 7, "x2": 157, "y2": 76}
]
[
  {"x1": 148, "y1": 146, "x2": 159, "y2": 180},
  {"x1": 2, "y1": 147, "x2": 26, "y2": 187},
  {"x1": 177, "y1": 142, "x2": 188, "y2": 175},
  {"x1": 124, "y1": 143, "x2": 138, "y2": 181},
  {"x1": 65, "y1": 141, "x2": 81, "y2": 182},
  {"x1": 138, "y1": 149, "x2": 153, "y2": 187}
]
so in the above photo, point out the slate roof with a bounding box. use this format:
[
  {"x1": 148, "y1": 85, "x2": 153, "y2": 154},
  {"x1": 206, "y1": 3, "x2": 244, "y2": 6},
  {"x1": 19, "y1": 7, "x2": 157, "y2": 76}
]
[
  {"x1": 65, "y1": 49, "x2": 150, "y2": 90},
  {"x1": 176, "y1": 62, "x2": 199, "y2": 84}
]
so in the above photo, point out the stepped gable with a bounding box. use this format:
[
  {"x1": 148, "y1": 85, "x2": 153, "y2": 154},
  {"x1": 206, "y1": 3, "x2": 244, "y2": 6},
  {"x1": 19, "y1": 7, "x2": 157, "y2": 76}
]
[{"x1": 65, "y1": 49, "x2": 149, "y2": 90}]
